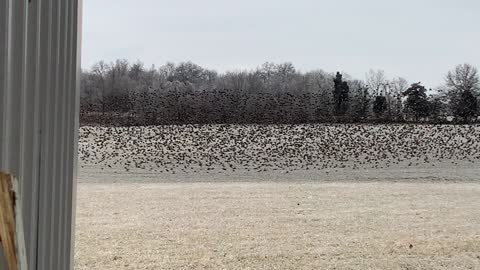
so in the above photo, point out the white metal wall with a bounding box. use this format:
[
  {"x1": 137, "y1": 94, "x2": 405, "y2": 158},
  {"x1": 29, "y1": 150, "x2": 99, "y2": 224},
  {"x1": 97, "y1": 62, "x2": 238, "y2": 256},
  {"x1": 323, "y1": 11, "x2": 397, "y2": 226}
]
[{"x1": 0, "y1": 0, "x2": 81, "y2": 269}]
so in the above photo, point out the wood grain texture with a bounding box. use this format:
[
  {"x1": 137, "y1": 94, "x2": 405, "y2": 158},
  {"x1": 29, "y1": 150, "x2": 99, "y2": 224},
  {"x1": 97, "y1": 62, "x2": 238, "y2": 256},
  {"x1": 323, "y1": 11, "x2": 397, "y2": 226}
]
[{"x1": 0, "y1": 172, "x2": 18, "y2": 270}]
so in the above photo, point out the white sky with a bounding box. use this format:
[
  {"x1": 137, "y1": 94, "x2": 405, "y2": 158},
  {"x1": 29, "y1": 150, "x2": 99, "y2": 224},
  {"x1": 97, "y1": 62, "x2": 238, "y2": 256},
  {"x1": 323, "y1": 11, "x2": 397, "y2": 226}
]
[{"x1": 82, "y1": 0, "x2": 480, "y2": 88}]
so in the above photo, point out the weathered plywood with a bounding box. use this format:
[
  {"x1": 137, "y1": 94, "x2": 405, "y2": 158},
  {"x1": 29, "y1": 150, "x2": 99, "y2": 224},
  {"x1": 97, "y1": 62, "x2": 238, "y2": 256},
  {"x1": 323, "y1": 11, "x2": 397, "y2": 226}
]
[{"x1": 0, "y1": 172, "x2": 27, "y2": 270}]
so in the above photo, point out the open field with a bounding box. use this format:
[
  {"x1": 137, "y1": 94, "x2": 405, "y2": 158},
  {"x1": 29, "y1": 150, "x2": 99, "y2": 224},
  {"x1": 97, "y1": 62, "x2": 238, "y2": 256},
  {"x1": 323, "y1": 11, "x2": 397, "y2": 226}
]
[
  {"x1": 75, "y1": 124, "x2": 480, "y2": 269},
  {"x1": 75, "y1": 182, "x2": 480, "y2": 270}
]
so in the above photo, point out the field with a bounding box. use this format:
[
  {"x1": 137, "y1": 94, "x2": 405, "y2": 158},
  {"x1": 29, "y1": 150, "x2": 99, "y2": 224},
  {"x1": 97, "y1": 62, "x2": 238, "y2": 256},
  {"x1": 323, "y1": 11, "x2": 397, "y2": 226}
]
[{"x1": 75, "y1": 124, "x2": 480, "y2": 269}]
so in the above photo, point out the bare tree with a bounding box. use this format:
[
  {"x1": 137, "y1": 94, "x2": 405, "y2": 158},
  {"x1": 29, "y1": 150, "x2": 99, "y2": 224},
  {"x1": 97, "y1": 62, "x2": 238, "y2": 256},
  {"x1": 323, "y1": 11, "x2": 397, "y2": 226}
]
[
  {"x1": 389, "y1": 77, "x2": 409, "y2": 121},
  {"x1": 91, "y1": 61, "x2": 109, "y2": 116},
  {"x1": 445, "y1": 64, "x2": 479, "y2": 121},
  {"x1": 446, "y1": 63, "x2": 479, "y2": 93},
  {"x1": 366, "y1": 69, "x2": 387, "y2": 96}
]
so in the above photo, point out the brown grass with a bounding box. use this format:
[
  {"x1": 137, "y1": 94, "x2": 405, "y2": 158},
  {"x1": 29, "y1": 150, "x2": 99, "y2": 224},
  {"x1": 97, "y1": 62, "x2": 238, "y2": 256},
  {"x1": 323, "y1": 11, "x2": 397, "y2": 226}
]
[{"x1": 74, "y1": 182, "x2": 480, "y2": 270}]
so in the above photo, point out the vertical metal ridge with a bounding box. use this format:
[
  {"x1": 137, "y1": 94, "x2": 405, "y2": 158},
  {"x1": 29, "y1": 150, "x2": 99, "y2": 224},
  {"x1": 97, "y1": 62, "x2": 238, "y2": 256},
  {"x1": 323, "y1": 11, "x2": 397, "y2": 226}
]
[
  {"x1": 0, "y1": 0, "x2": 9, "y2": 169},
  {"x1": 68, "y1": 1, "x2": 82, "y2": 268},
  {"x1": 1, "y1": 0, "x2": 12, "y2": 168},
  {"x1": 37, "y1": 0, "x2": 54, "y2": 266},
  {"x1": 55, "y1": 0, "x2": 69, "y2": 268},
  {"x1": 60, "y1": 0, "x2": 75, "y2": 268},
  {"x1": 24, "y1": 0, "x2": 42, "y2": 268},
  {"x1": 48, "y1": 0, "x2": 62, "y2": 268},
  {"x1": 45, "y1": 0, "x2": 61, "y2": 268}
]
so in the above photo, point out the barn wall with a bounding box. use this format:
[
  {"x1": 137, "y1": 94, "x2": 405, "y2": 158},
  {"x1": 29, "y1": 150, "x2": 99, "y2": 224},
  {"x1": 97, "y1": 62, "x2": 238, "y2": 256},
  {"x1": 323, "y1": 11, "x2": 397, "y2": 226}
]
[{"x1": 0, "y1": 0, "x2": 82, "y2": 269}]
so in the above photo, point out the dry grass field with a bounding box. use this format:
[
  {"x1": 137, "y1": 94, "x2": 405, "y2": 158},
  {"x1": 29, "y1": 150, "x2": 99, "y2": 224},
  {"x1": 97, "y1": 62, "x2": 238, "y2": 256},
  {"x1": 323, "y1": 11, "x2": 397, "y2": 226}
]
[
  {"x1": 74, "y1": 182, "x2": 480, "y2": 270},
  {"x1": 75, "y1": 124, "x2": 480, "y2": 269}
]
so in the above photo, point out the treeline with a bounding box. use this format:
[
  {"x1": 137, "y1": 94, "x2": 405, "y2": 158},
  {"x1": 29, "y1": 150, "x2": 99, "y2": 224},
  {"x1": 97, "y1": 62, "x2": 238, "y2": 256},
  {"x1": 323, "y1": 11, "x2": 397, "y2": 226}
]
[{"x1": 80, "y1": 60, "x2": 479, "y2": 125}]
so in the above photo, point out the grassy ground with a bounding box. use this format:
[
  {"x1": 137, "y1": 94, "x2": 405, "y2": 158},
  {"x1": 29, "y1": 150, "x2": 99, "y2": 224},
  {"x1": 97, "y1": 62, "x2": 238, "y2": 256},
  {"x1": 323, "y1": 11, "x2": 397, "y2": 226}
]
[{"x1": 74, "y1": 182, "x2": 480, "y2": 270}]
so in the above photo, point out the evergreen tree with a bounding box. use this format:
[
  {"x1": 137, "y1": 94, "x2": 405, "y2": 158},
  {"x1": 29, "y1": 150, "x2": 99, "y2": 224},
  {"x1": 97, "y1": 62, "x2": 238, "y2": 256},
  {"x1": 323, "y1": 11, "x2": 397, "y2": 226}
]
[
  {"x1": 455, "y1": 90, "x2": 478, "y2": 122},
  {"x1": 402, "y1": 83, "x2": 430, "y2": 121},
  {"x1": 372, "y1": 96, "x2": 387, "y2": 119},
  {"x1": 332, "y1": 72, "x2": 350, "y2": 116}
]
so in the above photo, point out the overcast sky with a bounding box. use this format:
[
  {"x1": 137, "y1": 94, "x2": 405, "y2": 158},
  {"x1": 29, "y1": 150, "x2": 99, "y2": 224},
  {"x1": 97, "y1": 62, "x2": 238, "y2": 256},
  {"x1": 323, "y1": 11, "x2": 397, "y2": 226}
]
[{"x1": 82, "y1": 0, "x2": 480, "y2": 88}]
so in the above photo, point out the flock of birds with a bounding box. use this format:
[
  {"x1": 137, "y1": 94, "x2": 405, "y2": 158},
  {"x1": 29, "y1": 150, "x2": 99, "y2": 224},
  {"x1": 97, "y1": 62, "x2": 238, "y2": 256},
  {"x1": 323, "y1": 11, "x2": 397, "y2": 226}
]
[{"x1": 78, "y1": 124, "x2": 480, "y2": 176}]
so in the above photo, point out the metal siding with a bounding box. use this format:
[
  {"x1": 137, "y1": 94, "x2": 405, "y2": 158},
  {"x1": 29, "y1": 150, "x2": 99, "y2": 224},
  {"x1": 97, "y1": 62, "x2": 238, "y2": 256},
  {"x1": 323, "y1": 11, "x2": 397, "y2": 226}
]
[{"x1": 0, "y1": 0, "x2": 81, "y2": 269}]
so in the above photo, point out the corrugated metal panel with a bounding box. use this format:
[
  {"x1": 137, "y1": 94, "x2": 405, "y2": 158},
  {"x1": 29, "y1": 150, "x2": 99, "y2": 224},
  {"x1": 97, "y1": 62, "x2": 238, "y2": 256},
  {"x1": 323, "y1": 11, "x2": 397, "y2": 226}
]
[{"x1": 0, "y1": 0, "x2": 82, "y2": 269}]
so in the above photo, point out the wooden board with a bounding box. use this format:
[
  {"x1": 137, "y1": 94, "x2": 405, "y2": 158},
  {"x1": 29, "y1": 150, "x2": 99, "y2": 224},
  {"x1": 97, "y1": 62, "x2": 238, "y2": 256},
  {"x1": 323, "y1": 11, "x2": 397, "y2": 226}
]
[{"x1": 0, "y1": 172, "x2": 27, "y2": 270}]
